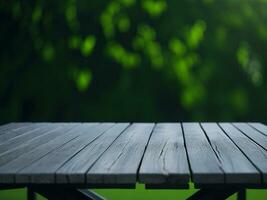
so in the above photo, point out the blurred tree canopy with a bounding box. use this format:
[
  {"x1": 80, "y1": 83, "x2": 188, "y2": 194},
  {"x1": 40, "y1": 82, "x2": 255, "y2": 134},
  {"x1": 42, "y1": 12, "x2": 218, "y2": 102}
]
[{"x1": 0, "y1": 0, "x2": 267, "y2": 122}]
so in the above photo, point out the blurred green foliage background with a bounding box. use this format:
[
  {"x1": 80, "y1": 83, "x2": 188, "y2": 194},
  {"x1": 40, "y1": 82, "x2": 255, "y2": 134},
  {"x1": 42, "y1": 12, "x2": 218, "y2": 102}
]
[
  {"x1": 0, "y1": 0, "x2": 267, "y2": 199},
  {"x1": 1, "y1": 0, "x2": 267, "y2": 123}
]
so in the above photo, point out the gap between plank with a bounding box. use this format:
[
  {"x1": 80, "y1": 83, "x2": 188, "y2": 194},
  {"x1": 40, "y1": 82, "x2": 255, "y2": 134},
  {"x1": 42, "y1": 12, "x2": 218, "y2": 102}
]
[
  {"x1": 247, "y1": 123, "x2": 267, "y2": 137},
  {"x1": 232, "y1": 123, "x2": 267, "y2": 151},
  {"x1": 53, "y1": 123, "x2": 117, "y2": 183},
  {"x1": 198, "y1": 123, "x2": 226, "y2": 183},
  {"x1": 13, "y1": 124, "x2": 84, "y2": 177},
  {"x1": 217, "y1": 123, "x2": 264, "y2": 184},
  {"x1": 82, "y1": 123, "x2": 132, "y2": 182},
  {"x1": 136, "y1": 123, "x2": 156, "y2": 184},
  {"x1": 181, "y1": 123, "x2": 193, "y2": 184}
]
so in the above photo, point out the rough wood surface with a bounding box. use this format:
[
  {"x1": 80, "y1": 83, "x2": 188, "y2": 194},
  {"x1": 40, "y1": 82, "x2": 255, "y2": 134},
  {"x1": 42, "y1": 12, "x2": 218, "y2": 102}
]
[
  {"x1": 0, "y1": 123, "x2": 78, "y2": 166},
  {"x1": 233, "y1": 123, "x2": 267, "y2": 151},
  {"x1": 139, "y1": 123, "x2": 190, "y2": 184},
  {"x1": 86, "y1": 123, "x2": 154, "y2": 184},
  {"x1": 0, "y1": 123, "x2": 64, "y2": 154},
  {"x1": 201, "y1": 123, "x2": 260, "y2": 183},
  {"x1": 0, "y1": 122, "x2": 266, "y2": 187},
  {"x1": 0, "y1": 123, "x2": 30, "y2": 135},
  {"x1": 0, "y1": 123, "x2": 98, "y2": 183},
  {"x1": 16, "y1": 123, "x2": 113, "y2": 183},
  {"x1": 0, "y1": 123, "x2": 43, "y2": 144},
  {"x1": 182, "y1": 123, "x2": 224, "y2": 184},
  {"x1": 220, "y1": 123, "x2": 267, "y2": 183},
  {"x1": 249, "y1": 123, "x2": 267, "y2": 137},
  {"x1": 56, "y1": 123, "x2": 130, "y2": 183}
]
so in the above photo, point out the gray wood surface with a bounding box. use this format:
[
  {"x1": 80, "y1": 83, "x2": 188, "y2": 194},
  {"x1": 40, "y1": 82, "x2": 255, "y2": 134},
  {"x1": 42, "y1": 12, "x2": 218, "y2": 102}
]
[
  {"x1": 220, "y1": 123, "x2": 267, "y2": 183},
  {"x1": 0, "y1": 123, "x2": 13, "y2": 132},
  {"x1": 233, "y1": 123, "x2": 267, "y2": 151},
  {"x1": 249, "y1": 123, "x2": 267, "y2": 137},
  {"x1": 56, "y1": 123, "x2": 130, "y2": 183},
  {"x1": 182, "y1": 123, "x2": 224, "y2": 184},
  {"x1": 86, "y1": 123, "x2": 154, "y2": 184},
  {"x1": 16, "y1": 123, "x2": 114, "y2": 183},
  {"x1": 0, "y1": 123, "x2": 43, "y2": 143},
  {"x1": 0, "y1": 122, "x2": 266, "y2": 186},
  {"x1": 139, "y1": 123, "x2": 190, "y2": 184},
  {"x1": 0, "y1": 123, "x2": 30, "y2": 134},
  {"x1": 0, "y1": 123, "x2": 64, "y2": 154},
  {"x1": 201, "y1": 123, "x2": 260, "y2": 183},
  {"x1": 0, "y1": 123, "x2": 78, "y2": 166},
  {"x1": 0, "y1": 123, "x2": 98, "y2": 183}
]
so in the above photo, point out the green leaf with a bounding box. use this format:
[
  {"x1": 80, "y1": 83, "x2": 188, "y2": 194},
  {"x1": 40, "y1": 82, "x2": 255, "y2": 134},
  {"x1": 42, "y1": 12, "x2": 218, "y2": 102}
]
[
  {"x1": 118, "y1": 16, "x2": 130, "y2": 32},
  {"x1": 107, "y1": 42, "x2": 140, "y2": 69},
  {"x1": 81, "y1": 36, "x2": 96, "y2": 57},
  {"x1": 186, "y1": 20, "x2": 206, "y2": 49},
  {"x1": 74, "y1": 69, "x2": 92, "y2": 92},
  {"x1": 142, "y1": 0, "x2": 167, "y2": 17},
  {"x1": 237, "y1": 42, "x2": 249, "y2": 67},
  {"x1": 169, "y1": 39, "x2": 186, "y2": 56}
]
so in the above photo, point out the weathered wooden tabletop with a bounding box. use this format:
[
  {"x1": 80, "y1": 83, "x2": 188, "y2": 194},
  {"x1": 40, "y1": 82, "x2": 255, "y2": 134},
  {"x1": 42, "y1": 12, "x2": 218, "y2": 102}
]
[{"x1": 0, "y1": 122, "x2": 266, "y2": 188}]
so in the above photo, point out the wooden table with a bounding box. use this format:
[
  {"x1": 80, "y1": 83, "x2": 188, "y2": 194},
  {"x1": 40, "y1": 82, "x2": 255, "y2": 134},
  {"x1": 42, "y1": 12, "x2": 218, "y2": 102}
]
[{"x1": 0, "y1": 122, "x2": 266, "y2": 200}]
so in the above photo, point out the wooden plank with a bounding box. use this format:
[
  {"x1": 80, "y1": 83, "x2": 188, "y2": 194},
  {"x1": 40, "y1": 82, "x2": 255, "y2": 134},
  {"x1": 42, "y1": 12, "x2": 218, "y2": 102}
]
[
  {"x1": 248, "y1": 123, "x2": 267, "y2": 137},
  {"x1": 0, "y1": 123, "x2": 13, "y2": 131},
  {"x1": 0, "y1": 123, "x2": 32, "y2": 134},
  {"x1": 0, "y1": 123, "x2": 19, "y2": 133},
  {"x1": 220, "y1": 123, "x2": 267, "y2": 183},
  {"x1": 139, "y1": 123, "x2": 190, "y2": 184},
  {"x1": 0, "y1": 123, "x2": 78, "y2": 166},
  {"x1": 14, "y1": 123, "x2": 114, "y2": 184},
  {"x1": 0, "y1": 123, "x2": 62, "y2": 153},
  {"x1": 56, "y1": 123, "x2": 130, "y2": 183},
  {"x1": 233, "y1": 123, "x2": 267, "y2": 151},
  {"x1": 0, "y1": 122, "x2": 264, "y2": 187},
  {"x1": 0, "y1": 123, "x2": 45, "y2": 144},
  {"x1": 182, "y1": 123, "x2": 224, "y2": 184},
  {"x1": 201, "y1": 123, "x2": 260, "y2": 183},
  {"x1": 0, "y1": 123, "x2": 98, "y2": 184},
  {"x1": 86, "y1": 123, "x2": 154, "y2": 184}
]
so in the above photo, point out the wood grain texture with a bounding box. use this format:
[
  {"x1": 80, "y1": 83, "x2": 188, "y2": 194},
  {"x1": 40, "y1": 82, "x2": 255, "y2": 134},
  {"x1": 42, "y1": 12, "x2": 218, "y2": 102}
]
[
  {"x1": 0, "y1": 123, "x2": 13, "y2": 132},
  {"x1": 220, "y1": 123, "x2": 267, "y2": 183},
  {"x1": 201, "y1": 123, "x2": 260, "y2": 183},
  {"x1": 0, "y1": 122, "x2": 266, "y2": 187},
  {"x1": 86, "y1": 123, "x2": 154, "y2": 184},
  {"x1": 0, "y1": 123, "x2": 98, "y2": 184},
  {"x1": 233, "y1": 123, "x2": 267, "y2": 151},
  {"x1": 0, "y1": 123, "x2": 30, "y2": 134},
  {"x1": 56, "y1": 123, "x2": 130, "y2": 183},
  {"x1": 0, "y1": 123, "x2": 64, "y2": 154},
  {"x1": 15, "y1": 123, "x2": 114, "y2": 183},
  {"x1": 0, "y1": 123, "x2": 43, "y2": 144},
  {"x1": 0, "y1": 123, "x2": 78, "y2": 166},
  {"x1": 139, "y1": 123, "x2": 190, "y2": 184},
  {"x1": 182, "y1": 123, "x2": 224, "y2": 184},
  {"x1": 249, "y1": 123, "x2": 267, "y2": 137}
]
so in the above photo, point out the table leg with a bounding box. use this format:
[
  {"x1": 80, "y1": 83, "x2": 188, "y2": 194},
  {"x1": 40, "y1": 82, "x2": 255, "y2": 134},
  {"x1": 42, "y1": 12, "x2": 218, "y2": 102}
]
[
  {"x1": 31, "y1": 187, "x2": 105, "y2": 200},
  {"x1": 237, "y1": 189, "x2": 246, "y2": 200},
  {"x1": 187, "y1": 188, "x2": 242, "y2": 200},
  {"x1": 27, "y1": 187, "x2": 36, "y2": 200}
]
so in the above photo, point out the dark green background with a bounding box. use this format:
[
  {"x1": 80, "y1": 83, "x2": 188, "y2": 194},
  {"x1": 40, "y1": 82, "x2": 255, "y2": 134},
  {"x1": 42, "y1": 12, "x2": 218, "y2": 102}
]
[{"x1": 0, "y1": 0, "x2": 267, "y2": 199}]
